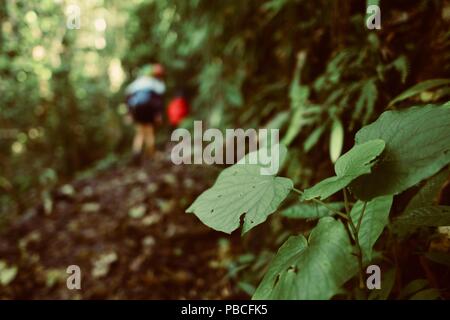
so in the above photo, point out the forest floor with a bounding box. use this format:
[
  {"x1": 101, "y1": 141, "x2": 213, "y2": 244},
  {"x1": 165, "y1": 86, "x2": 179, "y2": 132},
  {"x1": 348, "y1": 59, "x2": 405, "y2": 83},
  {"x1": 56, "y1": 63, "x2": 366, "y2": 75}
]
[{"x1": 0, "y1": 153, "x2": 247, "y2": 299}]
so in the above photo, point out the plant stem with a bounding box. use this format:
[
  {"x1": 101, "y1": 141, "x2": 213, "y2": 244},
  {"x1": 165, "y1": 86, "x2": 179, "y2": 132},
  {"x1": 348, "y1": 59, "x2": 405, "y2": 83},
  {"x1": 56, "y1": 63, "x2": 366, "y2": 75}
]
[
  {"x1": 345, "y1": 198, "x2": 368, "y2": 289},
  {"x1": 346, "y1": 215, "x2": 365, "y2": 289},
  {"x1": 356, "y1": 202, "x2": 367, "y2": 234},
  {"x1": 343, "y1": 188, "x2": 351, "y2": 214},
  {"x1": 292, "y1": 187, "x2": 348, "y2": 220}
]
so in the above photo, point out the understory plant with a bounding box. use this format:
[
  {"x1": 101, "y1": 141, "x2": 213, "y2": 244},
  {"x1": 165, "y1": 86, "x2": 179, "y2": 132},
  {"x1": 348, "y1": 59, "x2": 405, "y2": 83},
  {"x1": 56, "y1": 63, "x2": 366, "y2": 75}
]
[{"x1": 187, "y1": 102, "x2": 450, "y2": 299}]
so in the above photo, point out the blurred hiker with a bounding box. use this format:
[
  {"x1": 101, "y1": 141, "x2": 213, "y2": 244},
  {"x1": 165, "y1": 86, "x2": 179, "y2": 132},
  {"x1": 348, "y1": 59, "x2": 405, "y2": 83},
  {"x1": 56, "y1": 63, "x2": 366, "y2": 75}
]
[
  {"x1": 125, "y1": 64, "x2": 165, "y2": 161},
  {"x1": 167, "y1": 90, "x2": 190, "y2": 126}
]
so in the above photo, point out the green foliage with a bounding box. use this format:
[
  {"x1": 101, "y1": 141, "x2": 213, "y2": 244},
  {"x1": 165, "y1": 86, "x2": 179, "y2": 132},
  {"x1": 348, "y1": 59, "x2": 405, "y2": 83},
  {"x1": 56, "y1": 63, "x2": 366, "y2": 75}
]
[
  {"x1": 0, "y1": 260, "x2": 18, "y2": 286},
  {"x1": 353, "y1": 79, "x2": 377, "y2": 125},
  {"x1": 409, "y1": 288, "x2": 441, "y2": 300},
  {"x1": 3, "y1": 0, "x2": 450, "y2": 300},
  {"x1": 329, "y1": 117, "x2": 344, "y2": 163},
  {"x1": 398, "y1": 279, "x2": 429, "y2": 299},
  {"x1": 393, "y1": 169, "x2": 449, "y2": 238},
  {"x1": 253, "y1": 218, "x2": 357, "y2": 300},
  {"x1": 191, "y1": 103, "x2": 450, "y2": 300},
  {"x1": 404, "y1": 169, "x2": 449, "y2": 213},
  {"x1": 394, "y1": 206, "x2": 450, "y2": 227},
  {"x1": 388, "y1": 79, "x2": 450, "y2": 107},
  {"x1": 281, "y1": 202, "x2": 343, "y2": 219},
  {"x1": 303, "y1": 124, "x2": 326, "y2": 153},
  {"x1": 0, "y1": 0, "x2": 129, "y2": 215},
  {"x1": 187, "y1": 146, "x2": 293, "y2": 234},
  {"x1": 350, "y1": 105, "x2": 450, "y2": 200},
  {"x1": 350, "y1": 196, "x2": 393, "y2": 261},
  {"x1": 368, "y1": 268, "x2": 396, "y2": 300},
  {"x1": 302, "y1": 139, "x2": 385, "y2": 200},
  {"x1": 282, "y1": 52, "x2": 313, "y2": 146}
]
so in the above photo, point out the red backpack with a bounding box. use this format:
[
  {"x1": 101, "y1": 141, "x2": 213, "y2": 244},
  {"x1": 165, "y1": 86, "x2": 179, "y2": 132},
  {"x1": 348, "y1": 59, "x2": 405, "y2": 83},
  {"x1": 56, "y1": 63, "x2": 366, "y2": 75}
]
[{"x1": 167, "y1": 96, "x2": 189, "y2": 125}]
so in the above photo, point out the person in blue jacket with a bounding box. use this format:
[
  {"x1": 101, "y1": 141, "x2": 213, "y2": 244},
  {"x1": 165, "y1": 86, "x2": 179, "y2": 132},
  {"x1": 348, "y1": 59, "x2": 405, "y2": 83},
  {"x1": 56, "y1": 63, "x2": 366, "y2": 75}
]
[{"x1": 125, "y1": 64, "x2": 165, "y2": 161}]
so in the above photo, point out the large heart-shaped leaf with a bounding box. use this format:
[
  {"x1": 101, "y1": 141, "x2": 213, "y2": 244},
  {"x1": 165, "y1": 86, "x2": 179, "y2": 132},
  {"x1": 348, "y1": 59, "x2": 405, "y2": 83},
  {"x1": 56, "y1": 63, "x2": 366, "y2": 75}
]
[
  {"x1": 302, "y1": 139, "x2": 385, "y2": 200},
  {"x1": 350, "y1": 196, "x2": 393, "y2": 261},
  {"x1": 351, "y1": 104, "x2": 450, "y2": 200},
  {"x1": 187, "y1": 146, "x2": 293, "y2": 234},
  {"x1": 253, "y1": 217, "x2": 357, "y2": 300}
]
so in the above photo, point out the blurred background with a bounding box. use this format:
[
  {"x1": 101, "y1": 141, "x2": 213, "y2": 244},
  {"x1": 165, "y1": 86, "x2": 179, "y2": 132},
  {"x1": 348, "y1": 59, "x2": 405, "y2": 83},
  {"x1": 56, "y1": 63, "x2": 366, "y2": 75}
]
[{"x1": 0, "y1": 0, "x2": 449, "y2": 299}]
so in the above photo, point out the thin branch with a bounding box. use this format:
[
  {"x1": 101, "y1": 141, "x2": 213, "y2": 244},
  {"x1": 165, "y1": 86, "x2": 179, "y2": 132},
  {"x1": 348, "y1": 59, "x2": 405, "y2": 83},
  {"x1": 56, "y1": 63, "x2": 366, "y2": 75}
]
[
  {"x1": 343, "y1": 187, "x2": 351, "y2": 214},
  {"x1": 356, "y1": 201, "x2": 367, "y2": 234},
  {"x1": 345, "y1": 201, "x2": 368, "y2": 289}
]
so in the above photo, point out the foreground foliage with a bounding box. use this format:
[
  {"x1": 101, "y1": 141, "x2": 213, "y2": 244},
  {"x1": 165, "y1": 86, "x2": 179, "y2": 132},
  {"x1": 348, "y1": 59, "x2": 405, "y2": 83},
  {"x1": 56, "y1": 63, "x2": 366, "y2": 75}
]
[
  {"x1": 189, "y1": 104, "x2": 450, "y2": 299},
  {"x1": 1, "y1": 0, "x2": 450, "y2": 300}
]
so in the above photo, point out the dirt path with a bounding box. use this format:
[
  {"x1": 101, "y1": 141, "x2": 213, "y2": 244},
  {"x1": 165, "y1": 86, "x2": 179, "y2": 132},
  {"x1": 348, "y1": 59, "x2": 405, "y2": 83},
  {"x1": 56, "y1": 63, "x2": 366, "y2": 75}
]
[{"x1": 0, "y1": 157, "x2": 245, "y2": 299}]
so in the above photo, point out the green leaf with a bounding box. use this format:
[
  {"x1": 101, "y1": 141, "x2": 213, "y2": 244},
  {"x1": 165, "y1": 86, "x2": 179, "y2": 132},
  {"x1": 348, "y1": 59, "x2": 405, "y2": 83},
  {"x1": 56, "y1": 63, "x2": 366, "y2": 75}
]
[
  {"x1": 289, "y1": 51, "x2": 308, "y2": 110},
  {"x1": 366, "y1": 0, "x2": 380, "y2": 8},
  {"x1": 281, "y1": 202, "x2": 344, "y2": 219},
  {"x1": 398, "y1": 279, "x2": 429, "y2": 299},
  {"x1": 350, "y1": 104, "x2": 450, "y2": 201},
  {"x1": 253, "y1": 217, "x2": 357, "y2": 300},
  {"x1": 388, "y1": 79, "x2": 450, "y2": 107},
  {"x1": 187, "y1": 146, "x2": 293, "y2": 234},
  {"x1": 281, "y1": 108, "x2": 310, "y2": 146},
  {"x1": 304, "y1": 124, "x2": 326, "y2": 153},
  {"x1": 302, "y1": 176, "x2": 353, "y2": 201},
  {"x1": 350, "y1": 196, "x2": 393, "y2": 261},
  {"x1": 354, "y1": 79, "x2": 378, "y2": 125},
  {"x1": 282, "y1": 52, "x2": 312, "y2": 146},
  {"x1": 425, "y1": 252, "x2": 450, "y2": 267},
  {"x1": 225, "y1": 83, "x2": 243, "y2": 107},
  {"x1": 394, "y1": 206, "x2": 450, "y2": 227},
  {"x1": 282, "y1": 109, "x2": 302, "y2": 146},
  {"x1": 238, "y1": 282, "x2": 256, "y2": 296},
  {"x1": 262, "y1": 0, "x2": 291, "y2": 14},
  {"x1": 368, "y1": 268, "x2": 396, "y2": 300},
  {"x1": 393, "y1": 169, "x2": 449, "y2": 237},
  {"x1": 237, "y1": 143, "x2": 289, "y2": 174},
  {"x1": 329, "y1": 117, "x2": 344, "y2": 163},
  {"x1": 405, "y1": 169, "x2": 449, "y2": 213},
  {"x1": 265, "y1": 111, "x2": 290, "y2": 130},
  {"x1": 302, "y1": 139, "x2": 385, "y2": 200},
  {"x1": 409, "y1": 288, "x2": 441, "y2": 300},
  {"x1": 0, "y1": 261, "x2": 18, "y2": 286},
  {"x1": 391, "y1": 56, "x2": 409, "y2": 84},
  {"x1": 334, "y1": 139, "x2": 385, "y2": 177}
]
